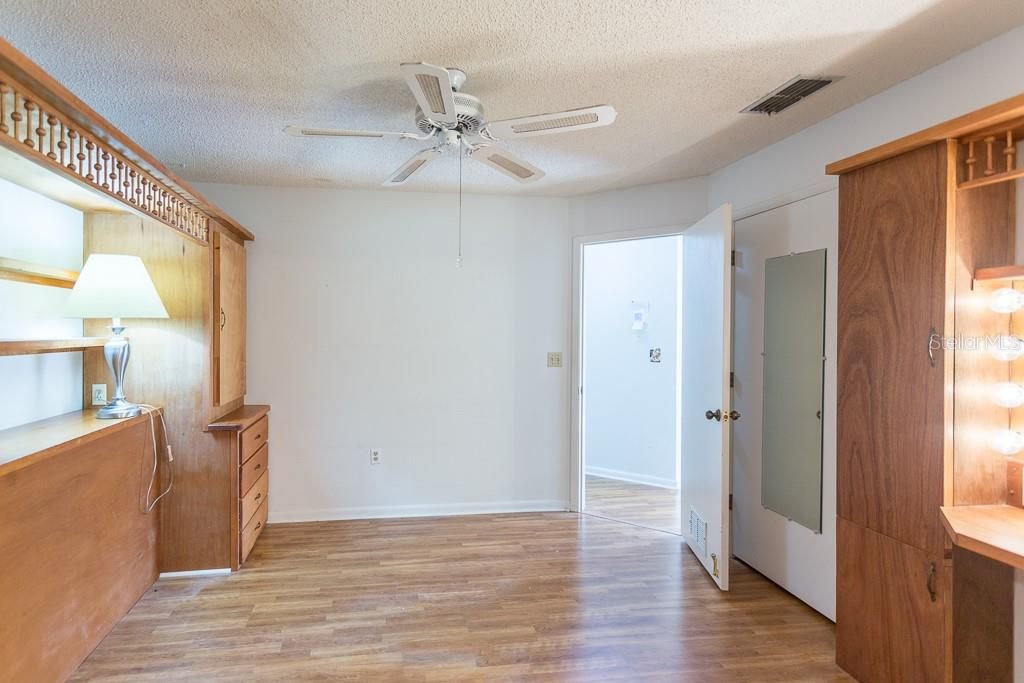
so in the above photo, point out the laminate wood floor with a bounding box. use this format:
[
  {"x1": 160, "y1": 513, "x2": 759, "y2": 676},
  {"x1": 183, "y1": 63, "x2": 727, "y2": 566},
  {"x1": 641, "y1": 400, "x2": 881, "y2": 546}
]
[
  {"x1": 70, "y1": 513, "x2": 850, "y2": 682},
  {"x1": 585, "y1": 475, "x2": 681, "y2": 534}
]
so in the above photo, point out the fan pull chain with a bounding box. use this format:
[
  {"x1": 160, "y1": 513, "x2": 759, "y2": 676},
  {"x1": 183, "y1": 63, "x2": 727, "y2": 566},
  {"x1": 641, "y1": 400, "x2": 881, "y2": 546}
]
[{"x1": 456, "y1": 140, "x2": 464, "y2": 268}]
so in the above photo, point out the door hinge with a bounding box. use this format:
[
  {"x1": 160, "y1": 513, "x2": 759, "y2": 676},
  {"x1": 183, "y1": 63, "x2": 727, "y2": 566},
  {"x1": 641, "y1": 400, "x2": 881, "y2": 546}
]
[
  {"x1": 731, "y1": 249, "x2": 736, "y2": 266},
  {"x1": 729, "y1": 494, "x2": 733, "y2": 510},
  {"x1": 729, "y1": 371, "x2": 734, "y2": 388}
]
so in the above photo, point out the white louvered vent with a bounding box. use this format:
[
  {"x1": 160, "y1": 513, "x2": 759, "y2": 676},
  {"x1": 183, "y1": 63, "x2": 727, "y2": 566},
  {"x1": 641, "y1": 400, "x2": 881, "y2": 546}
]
[
  {"x1": 741, "y1": 75, "x2": 841, "y2": 116},
  {"x1": 689, "y1": 506, "x2": 707, "y2": 556}
]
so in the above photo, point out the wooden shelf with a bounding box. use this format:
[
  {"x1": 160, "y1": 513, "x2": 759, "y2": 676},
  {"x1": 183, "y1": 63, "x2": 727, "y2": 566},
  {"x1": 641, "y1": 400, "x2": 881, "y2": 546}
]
[
  {"x1": 0, "y1": 257, "x2": 78, "y2": 288},
  {"x1": 940, "y1": 504, "x2": 1024, "y2": 570},
  {"x1": 973, "y1": 265, "x2": 1024, "y2": 284},
  {"x1": 207, "y1": 404, "x2": 270, "y2": 432},
  {"x1": 0, "y1": 338, "x2": 107, "y2": 356},
  {"x1": 960, "y1": 166, "x2": 1024, "y2": 191},
  {"x1": 0, "y1": 407, "x2": 160, "y2": 478}
]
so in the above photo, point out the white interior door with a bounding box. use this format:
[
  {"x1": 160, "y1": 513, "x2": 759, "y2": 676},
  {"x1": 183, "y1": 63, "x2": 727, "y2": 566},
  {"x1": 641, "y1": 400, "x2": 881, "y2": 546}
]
[{"x1": 680, "y1": 203, "x2": 733, "y2": 590}]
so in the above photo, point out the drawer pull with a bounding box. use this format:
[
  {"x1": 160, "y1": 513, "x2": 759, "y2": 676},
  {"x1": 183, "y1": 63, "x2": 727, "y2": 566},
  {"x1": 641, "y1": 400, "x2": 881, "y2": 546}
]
[
  {"x1": 254, "y1": 463, "x2": 261, "y2": 470},
  {"x1": 255, "y1": 434, "x2": 262, "y2": 440},
  {"x1": 255, "y1": 492, "x2": 262, "y2": 501},
  {"x1": 255, "y1": 522, "x2": 262, "y2": 530},
  {"x1": 927, "y1": 562, "x2": 937, "y2": 602}
]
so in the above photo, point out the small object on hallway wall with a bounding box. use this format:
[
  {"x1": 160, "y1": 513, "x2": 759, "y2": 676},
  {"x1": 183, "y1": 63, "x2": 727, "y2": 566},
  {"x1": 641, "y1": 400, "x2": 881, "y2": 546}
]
[
  {"x1": 631, "y1": 300, "x2": 648, "y2": 331},
  {"x1": 649, "y1": 348, "x2": 661, "y2": 363},
  {"x1": 547, "y1": 352, "x2": 563, "y2": 368},
  {"x1": 370, "y1": 449, "x2": 382, "y2": 465}
]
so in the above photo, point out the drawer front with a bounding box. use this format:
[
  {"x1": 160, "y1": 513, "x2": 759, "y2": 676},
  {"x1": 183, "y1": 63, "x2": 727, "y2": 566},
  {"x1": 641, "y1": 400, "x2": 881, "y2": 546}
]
[
  {"x1": 240, "y1": 470, "x2": 268, "y2": 527},
  {"x1": 240, "y1": 415, "x2": 268, "y2": 464},
  {"x1": 240, "y1": 443, "x2": 268, "y2": 495},
  {"x1": 241, "y1": 497, "x2": 268, "y2": 563}
]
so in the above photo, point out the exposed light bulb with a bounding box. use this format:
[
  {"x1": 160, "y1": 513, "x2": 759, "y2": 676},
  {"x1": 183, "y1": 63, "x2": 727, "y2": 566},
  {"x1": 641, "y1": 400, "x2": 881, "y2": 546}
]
[
  {"x1": 992, "y1": 382, "x2": 1024, "y2": 408},
  {"x1": 990, "y1": 335, "x2": 1024, "y2": 361},
  {"x1": 990, "y1": 288, "x2": 1024, "y2": 314},
  {"x1": 992, "y1": 429, "x2": 1024, "y2": 455}
]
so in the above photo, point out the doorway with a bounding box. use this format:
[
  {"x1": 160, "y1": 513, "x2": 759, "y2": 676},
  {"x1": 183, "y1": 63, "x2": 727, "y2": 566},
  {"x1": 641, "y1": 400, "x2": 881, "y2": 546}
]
[
  {"x1": 578, "y1": 234, "x2": 683, "y2": 534},
  {"x1": 570, "y1": 204, "x2": 735, "y2": 590}
]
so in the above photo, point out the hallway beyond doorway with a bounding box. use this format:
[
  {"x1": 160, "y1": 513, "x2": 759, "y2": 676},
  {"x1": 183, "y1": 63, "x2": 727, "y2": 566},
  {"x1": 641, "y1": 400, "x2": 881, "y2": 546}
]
[{"x1": 585, "y1": 474, "x2": 680, "y2": 534}]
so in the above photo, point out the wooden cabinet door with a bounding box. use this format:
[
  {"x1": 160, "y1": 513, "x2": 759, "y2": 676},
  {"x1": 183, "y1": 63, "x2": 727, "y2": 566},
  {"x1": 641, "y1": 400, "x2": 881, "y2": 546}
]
[
  {"x1": 214, "y1": 231, "x2": 246, "y2": 406},
  {"x1": 836, "y1": 518, "x2": 945, "y2": 682},
  {"x1": 837, "y1": 142, "x2": 950, "y2": 553}
]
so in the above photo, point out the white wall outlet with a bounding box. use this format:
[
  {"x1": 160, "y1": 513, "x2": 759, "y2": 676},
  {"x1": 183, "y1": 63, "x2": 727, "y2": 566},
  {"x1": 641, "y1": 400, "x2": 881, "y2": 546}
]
[
  {"x1": 370, "y1": 448, "x2": 382, "y2": 465},
  {"x1": 91, "y1": 384, "x2": 107, "y2": 406},
  {"x1": 547, "y1": 352, "x2": 563, "y2": 368}
]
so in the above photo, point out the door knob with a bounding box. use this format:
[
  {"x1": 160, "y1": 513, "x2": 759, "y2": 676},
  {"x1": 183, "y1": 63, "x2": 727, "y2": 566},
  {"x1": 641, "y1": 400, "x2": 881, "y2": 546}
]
[
  {"x1": 728, "y1": 410, "x2": 741, "y2": 421},
  {"x1": 705, "y1": 409, "x2": 722, "y2": 421}
]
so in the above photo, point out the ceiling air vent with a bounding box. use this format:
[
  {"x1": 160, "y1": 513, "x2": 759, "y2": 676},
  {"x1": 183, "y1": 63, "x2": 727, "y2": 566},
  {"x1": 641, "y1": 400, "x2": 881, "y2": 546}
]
[{"x1": 741, "y1": 75, "x2": 840, "y2": 116}]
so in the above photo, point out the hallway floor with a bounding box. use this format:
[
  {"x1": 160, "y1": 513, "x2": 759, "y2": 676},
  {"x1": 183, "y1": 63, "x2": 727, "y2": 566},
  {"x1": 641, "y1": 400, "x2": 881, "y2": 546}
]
[{"x1": 584, "y1": 474, "x2": 681, "y2": 534}]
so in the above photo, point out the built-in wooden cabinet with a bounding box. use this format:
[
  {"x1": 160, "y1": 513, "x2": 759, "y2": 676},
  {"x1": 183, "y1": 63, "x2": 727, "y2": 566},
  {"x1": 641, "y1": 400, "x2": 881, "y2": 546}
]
[
  {"x1": 213, "y1": 230, "x2": 246, "y2": 406},
  {"x1": 831, "y1": 100, "x2": 1023, "y2": 681},
  {"x1": 210, "y1": 405, "x2": 270, "y2": 568}
]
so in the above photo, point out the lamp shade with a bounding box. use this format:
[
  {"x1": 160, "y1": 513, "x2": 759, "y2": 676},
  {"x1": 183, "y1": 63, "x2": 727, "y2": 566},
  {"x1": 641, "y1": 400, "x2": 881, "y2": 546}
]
[{"x1": 65, "y1": 254, "x2": 169, "y2": 319}]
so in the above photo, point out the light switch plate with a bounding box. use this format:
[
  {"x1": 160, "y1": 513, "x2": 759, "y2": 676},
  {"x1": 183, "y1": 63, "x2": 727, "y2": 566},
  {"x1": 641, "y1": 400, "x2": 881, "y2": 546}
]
[
  {"x1": 91, "y1": 384, "x2": 107, "y2": 406},
  {"x1": 547, "y1": 352, "x2": 563, "y2": 368}
]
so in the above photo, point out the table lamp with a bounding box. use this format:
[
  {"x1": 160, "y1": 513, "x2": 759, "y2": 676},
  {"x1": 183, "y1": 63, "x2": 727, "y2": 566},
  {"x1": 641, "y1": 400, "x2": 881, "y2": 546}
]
[{"x1": 65, "y1": 254, "x2": 169, "y2": 419}]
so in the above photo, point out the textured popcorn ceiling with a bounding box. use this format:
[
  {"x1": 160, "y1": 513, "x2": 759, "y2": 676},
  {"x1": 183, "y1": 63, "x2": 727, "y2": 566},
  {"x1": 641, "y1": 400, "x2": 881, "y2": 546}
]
[{"x1": 2, "y1": 0, "x2": 1023, "y2": 196}]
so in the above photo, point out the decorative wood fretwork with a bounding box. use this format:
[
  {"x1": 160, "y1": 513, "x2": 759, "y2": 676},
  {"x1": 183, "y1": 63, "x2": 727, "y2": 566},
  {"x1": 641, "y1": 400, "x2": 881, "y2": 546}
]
[
  {"x1": 959, "y1": 119, "x2": 1024, "y2": 191},
  {"x1": 0, "y1": 76, "x2": 209, "y2": 243}
]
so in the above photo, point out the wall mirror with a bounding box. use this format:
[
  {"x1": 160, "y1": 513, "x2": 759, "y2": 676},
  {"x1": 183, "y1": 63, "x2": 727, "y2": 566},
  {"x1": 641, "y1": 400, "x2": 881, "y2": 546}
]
[{"x1": 761, "y1": 249, "x2": 826, "y2": 532}]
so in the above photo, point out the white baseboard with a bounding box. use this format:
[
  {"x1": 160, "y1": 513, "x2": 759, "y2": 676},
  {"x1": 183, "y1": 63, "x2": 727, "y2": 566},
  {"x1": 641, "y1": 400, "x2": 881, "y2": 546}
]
[
  {"x1": 268, "y1": 499, "x2": 568, "y2": 524},
  {"x1": 159, "y1": 568, "x2": 231, "y2": 579},
  {"x1": 586, "y1": 466, "x2": 678, "y2": 490}
]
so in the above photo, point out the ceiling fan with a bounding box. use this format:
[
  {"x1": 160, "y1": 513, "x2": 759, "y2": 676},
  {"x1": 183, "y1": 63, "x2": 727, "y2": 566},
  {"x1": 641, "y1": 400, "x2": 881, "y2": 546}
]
[{"x1": 285, "y1": 62, "x2": 617, "y2": 186}]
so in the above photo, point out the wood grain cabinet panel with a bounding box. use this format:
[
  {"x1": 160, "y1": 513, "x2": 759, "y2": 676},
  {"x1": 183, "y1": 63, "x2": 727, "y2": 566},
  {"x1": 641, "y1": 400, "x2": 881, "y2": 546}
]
[
  {"x1": 214, "y1": 231, "x2": 246, "y2": 406},
  {"x1": 241, "y1": 443, "x2": 268, "y2": 494},
  {"x1": 837, "y1": 143, "x2": 950, "y2": 554},
  {"x1": 836, "y1": 518, "x2": 945, "y2": 683},
  {"x1": 241, "y1": 497, "x2": 268, "y2": 563},
  {"x1": 241, "y1": 414, "x2": 268, "y2": 463},
  {"x1": 241, "y1": 470, "x2": 269, "y2": 528}
]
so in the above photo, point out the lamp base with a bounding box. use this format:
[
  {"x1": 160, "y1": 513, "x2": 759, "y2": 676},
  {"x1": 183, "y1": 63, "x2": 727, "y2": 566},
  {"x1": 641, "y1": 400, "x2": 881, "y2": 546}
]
[{"x1": 97, "y1": 397, "x2": 143, "y2": 419}]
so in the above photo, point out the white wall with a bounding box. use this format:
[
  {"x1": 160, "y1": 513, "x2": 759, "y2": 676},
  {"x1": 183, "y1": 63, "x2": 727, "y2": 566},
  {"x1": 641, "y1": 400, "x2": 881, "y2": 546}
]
[
  {"x1": 583, "y1": 236, "x2": 680, "y2": 488},
  {"x1": 569, "y1": 177, "x2": 710, "y2": 238},
  {"x1": 0, "y1": 177, "x2": 83, "y2": 430},
  {"x1": 196, "y1": 183, "x2": 571, "y2": 522}
]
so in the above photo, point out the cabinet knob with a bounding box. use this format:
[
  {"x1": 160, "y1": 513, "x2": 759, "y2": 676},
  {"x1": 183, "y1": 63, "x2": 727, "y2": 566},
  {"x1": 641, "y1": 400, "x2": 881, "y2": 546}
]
[
  {"x1": 255, "y1": 492, "x2": 262, "y2": 501},
  {"x1": 705, "y1": 409, "x2": 722, "y2": 421}
]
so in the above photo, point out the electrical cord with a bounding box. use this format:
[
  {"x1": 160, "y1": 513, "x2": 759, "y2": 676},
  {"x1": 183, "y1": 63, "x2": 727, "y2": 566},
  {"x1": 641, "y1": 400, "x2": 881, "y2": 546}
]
[{"x1": 137, "y1": 404, "x2": 173, "y2": 513}]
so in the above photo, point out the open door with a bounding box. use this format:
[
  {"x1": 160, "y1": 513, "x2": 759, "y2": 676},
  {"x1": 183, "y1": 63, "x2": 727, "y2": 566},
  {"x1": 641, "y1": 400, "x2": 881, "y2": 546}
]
[{"x1": 680, "y1": 203, "x2": 733, "y2": 590}]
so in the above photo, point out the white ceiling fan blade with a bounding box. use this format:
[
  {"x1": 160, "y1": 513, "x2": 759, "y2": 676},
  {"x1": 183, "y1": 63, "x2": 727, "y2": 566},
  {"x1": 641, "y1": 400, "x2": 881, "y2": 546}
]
[
  {"x1": 284, "y1": 125, "x2": 427, "y2": 140},
  {"x1": 383, "y1": 148, "x2": 442, "y2": 186},
  {"x1": 469, "y1": 145, "x2": 545, "y2": 183},
  {"x1": 484, "y1": 105, "x2": 617, "y2": 139},
  {"x1": 400, "y1": 62, "x2": 459, "y2": 127}
]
